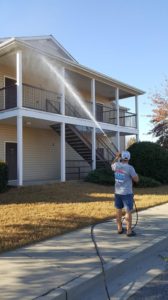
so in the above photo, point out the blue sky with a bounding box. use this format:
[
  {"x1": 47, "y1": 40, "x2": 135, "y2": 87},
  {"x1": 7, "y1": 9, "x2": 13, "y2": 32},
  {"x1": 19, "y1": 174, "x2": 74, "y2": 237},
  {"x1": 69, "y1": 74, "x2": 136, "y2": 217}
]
[{"x1": 1, "y1": 0, "x2": 168, "y2": 141}]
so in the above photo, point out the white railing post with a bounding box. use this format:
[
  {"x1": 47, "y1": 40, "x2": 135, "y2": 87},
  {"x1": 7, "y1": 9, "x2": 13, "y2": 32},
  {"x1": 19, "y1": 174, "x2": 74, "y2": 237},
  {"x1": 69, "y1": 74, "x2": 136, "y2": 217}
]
[
  {"x1": 16, "y1": 51, "x2": 22, "y2": 108},
  {"x1": 17, "y1": 115, "x2": 23, "y2": 186}
]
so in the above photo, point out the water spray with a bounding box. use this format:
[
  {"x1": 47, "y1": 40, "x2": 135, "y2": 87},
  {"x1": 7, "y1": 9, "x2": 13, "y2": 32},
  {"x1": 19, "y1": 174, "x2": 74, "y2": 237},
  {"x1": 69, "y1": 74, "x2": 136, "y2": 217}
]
[
  {"x1": 41, "y1": 56, "x2": 119, "y2": 153},
  {"x1": 42, "y1": 56, "x2": 107, "y2": 134}
]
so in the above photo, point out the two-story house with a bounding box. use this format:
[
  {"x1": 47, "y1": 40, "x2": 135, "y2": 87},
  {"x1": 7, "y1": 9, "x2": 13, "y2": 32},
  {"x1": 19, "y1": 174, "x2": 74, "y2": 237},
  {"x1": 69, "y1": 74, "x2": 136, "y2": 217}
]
[{"x1": 0, "y1": 35, "x2": 144, "y2": 186}]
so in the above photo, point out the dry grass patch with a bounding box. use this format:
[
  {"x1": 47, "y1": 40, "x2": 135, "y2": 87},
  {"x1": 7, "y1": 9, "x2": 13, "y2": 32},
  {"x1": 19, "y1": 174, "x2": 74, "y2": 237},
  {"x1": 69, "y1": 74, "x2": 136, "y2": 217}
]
[{"x1": 0, "y1": 181, "x2": 168, "y2": 253}]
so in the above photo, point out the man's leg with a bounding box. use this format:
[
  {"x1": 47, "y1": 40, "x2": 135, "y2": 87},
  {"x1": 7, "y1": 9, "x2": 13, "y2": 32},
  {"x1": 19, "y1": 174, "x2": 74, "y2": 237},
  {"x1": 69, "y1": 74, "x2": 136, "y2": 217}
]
[
  {"x1": 116, "y1": 208, "x2": 123, "y2": 232},
  {"x1": 123, "y1": 194, "x2": 135, "y2": 236},
  {"x1": 125, "y1": 210, "x2": 132, "y2": 235}
]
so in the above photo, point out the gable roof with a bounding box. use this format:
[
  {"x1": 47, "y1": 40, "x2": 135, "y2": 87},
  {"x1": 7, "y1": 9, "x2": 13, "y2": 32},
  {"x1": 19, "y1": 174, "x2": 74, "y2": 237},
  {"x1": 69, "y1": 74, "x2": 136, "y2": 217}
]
[
  {"x1": 0, "y1": 35, "x2": 78, "y2": 63},
  {"x1": 0, "y1": 35, "x2": 145, "y2": 96}
]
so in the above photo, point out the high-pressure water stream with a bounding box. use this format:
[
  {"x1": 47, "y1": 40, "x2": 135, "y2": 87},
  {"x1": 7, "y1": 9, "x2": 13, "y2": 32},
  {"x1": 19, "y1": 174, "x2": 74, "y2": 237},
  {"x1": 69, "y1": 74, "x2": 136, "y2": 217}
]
[{"x1": 41, "y1": 56, "x2": 115, "y2": 145}]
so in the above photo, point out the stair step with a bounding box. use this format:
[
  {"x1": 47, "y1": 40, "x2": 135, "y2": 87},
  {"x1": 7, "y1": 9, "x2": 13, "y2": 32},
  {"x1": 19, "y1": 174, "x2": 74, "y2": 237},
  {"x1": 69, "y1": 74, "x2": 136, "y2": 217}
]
[{"x1": 51, "y1": 124, "x2": 112, "y2": 168}]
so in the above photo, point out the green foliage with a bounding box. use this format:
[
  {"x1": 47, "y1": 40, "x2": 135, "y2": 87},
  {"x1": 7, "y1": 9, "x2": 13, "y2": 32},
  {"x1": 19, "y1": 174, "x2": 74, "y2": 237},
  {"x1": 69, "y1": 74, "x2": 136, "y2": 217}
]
[
  {"x1": 128, "y1": 141, "x2": 168, "y2": 184},
  {"x1": 135, "y1": 175, "x2": 161, "y2": 188},
  {"x1": 85, "y1": 163, "x2": 162, "y2": 188},
  {"x1": 85, "y1": 167, "x2": 115, "y2": 185},
  {"x1": 0, "y1": 162, "x2": 8, "y2": 192}
]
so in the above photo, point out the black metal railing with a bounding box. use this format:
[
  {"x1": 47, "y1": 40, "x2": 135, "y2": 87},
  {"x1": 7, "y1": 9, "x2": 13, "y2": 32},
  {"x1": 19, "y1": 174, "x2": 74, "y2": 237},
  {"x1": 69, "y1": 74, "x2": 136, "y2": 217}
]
[
  {"x1": 23, "y1": 84, "x2": 61, "y2": 113},
  {"x1": 0, "y1": 85, "x2": 17, "y2": 110},
  {"x1": 98, "y1": 106, "x2": 117, "y2": 125},
  {"x1": 65, "y1": 98, "x2": 92, "y2": 120},
  {"x1": 66, "y1": 160, "x2": 92, "y2": 180},
  {"x1": 96, "y1": 134, "x2": 117, "y2": 161},
  {"x1": 119, "y1": 111, "x2": 137, "y2": 128},
  {"x1": 73, "y1": 125, "x2": 116, "y2": 161}
]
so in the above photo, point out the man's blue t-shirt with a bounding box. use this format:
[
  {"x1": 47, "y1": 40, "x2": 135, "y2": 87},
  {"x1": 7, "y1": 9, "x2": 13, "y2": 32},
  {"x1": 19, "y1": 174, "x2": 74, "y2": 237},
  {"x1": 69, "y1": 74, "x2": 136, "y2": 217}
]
[{"x1": 111, "y1": 162, "x2": 137, "y2": 195}]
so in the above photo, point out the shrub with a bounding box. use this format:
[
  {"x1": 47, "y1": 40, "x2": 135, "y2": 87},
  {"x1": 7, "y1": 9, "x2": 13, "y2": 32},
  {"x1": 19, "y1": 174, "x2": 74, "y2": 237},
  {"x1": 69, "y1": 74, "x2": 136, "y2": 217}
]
[
  {"x1": 135, "y1": 175, "x2": 161, "y2": 188},
  {"x1": 0, "y1": 162, "x2": 8, "y2": 192},
  {"x1": 85, "y1": 166, "x2": 161, "y2": 188},
  {"x1": 85, "y1": 167, "x2": 115, "y2": 185},
  {"x1": 128, "y1": 141, "x2": 168, "y2": 184}
]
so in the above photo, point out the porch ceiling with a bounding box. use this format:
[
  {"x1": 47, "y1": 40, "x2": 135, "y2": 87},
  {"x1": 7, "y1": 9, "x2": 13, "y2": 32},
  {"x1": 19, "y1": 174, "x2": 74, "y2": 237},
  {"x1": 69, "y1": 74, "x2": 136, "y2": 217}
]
[
  {"x1": 0, "y1": 116, "x2": 59, "y2": 130},
  {"x1": 65, "y1": 69, "x2": 117, "y2": 99}
]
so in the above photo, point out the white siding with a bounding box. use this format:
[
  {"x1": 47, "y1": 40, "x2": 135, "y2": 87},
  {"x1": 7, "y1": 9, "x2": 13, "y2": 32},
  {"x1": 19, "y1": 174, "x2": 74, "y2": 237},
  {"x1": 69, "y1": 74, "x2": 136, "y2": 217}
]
[
  {"x1": 0, "y1": 124, "x2": 60, "y2": 181},
  {"x1": 23, "y1": 127, "x2": 60, "y2": 180},
  {"x1": 0, "y1": 124, "x2": 16, "y2": 161}
]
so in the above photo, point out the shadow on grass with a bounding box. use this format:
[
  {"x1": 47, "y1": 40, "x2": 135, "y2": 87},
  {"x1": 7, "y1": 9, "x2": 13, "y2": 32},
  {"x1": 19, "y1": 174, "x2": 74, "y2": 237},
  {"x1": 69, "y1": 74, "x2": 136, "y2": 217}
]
[{"x1": 0, "y1": 181, "x2": 168, "y2": 205}]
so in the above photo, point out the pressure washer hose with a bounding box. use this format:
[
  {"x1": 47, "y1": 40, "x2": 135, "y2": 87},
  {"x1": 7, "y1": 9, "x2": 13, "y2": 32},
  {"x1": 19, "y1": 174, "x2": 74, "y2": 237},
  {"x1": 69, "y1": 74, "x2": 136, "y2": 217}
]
[{"x1": 90, "y1": 199, "x2": 138, "y2": 300}]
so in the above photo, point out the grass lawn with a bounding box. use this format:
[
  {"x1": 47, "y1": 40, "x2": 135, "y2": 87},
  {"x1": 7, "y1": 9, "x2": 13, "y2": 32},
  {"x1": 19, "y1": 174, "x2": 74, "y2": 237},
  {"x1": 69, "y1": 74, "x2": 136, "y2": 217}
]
[{"x1": 0, "y1": 181, "x2": 168, "y2": 253}]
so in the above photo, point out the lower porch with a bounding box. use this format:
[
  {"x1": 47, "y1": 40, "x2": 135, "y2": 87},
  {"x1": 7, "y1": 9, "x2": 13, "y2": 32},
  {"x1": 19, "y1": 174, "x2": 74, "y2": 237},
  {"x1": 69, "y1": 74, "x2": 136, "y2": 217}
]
[{"x1": 0, "y1": 116, "x2": 136, "y2": 186}]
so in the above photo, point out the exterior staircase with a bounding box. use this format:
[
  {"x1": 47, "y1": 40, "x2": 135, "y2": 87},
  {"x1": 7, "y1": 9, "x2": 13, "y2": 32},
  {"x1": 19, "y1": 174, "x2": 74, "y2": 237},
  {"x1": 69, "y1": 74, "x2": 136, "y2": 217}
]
[
  {"x1": 47, "y1": 98, "x2": 117, "y2": 169},
  {"x1": 51, "y1": 123, "x2": 116, "y2": 169}
]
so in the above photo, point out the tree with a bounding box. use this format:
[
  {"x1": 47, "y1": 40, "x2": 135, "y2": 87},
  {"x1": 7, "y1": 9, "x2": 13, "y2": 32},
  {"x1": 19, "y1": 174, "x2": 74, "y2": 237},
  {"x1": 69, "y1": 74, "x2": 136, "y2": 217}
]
[
  {"x1": 128, "y1": 141, "x2": 168, "y2": 184},
  {"x1": 149, "y1": 78, "x2": 168, "y2": 149},
  {"x1": 126, "y1": 136, "x2": 136, "y2": 149},
  {"x1": 151, "y1": 119, "x2": 168, "y2": 148}
]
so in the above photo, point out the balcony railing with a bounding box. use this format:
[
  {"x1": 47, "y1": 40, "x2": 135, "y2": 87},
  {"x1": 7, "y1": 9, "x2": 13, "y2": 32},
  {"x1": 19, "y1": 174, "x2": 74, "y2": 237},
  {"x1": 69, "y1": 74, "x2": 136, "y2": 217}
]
[
  {"x1": 0, "y1": 85, "x2": 17, "y2": 110},
  {"x1": 0, "y1": 83, "x2": 137, "y2": 128},
  {"x1": 23, "y1": 84, "x2": 61, "y2": 113}
]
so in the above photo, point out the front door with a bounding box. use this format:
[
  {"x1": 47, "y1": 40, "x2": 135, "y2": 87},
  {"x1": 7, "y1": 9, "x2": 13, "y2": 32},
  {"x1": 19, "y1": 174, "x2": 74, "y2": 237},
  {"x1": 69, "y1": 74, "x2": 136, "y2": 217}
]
[
  {"x1": 96, "y1": 104, "x2": 103, "y2": 122},
  {"x1": 6, "y1": 143, "x2": 17, "y2": 180},
  {"x1": 5, "y1": 77, "x2": 17, "y2": 109}
]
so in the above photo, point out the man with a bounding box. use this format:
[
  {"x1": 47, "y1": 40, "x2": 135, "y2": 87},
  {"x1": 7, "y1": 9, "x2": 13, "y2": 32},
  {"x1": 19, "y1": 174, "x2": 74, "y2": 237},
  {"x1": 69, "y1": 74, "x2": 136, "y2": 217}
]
[{"x1": 111, "y1": 151, "x2": 139, "y2": 237}]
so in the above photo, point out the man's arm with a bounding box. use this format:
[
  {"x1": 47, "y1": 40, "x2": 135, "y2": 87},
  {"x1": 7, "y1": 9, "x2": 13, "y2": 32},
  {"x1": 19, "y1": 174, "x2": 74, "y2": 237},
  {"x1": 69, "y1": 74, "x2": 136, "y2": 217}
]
[
  {"x1": 111, "y1": 152, "x2": 121, "y2": 164},
  {"x1": 111, "y1": 152, "x2": 121, "y2": 171},
  {"x1": 130, "y1": 166, "x2": 139, "y2": 183},
  {"x1": 132, "y1": 174, "x2": 139, "y2": 183}
]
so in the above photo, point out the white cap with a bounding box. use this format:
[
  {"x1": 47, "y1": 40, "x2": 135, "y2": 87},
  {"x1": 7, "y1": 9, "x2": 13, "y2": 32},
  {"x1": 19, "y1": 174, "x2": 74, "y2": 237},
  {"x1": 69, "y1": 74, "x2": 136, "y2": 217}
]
[{"x1": 121, "y1": 151, "x2": 131, "y2": 160}]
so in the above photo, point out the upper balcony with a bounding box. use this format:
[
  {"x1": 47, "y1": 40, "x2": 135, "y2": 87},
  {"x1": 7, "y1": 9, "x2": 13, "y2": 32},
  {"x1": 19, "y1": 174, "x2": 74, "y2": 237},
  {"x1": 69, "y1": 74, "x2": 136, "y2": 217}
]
[{"x1": 0, "y1": 83, "x2": 137, "y2": 128}]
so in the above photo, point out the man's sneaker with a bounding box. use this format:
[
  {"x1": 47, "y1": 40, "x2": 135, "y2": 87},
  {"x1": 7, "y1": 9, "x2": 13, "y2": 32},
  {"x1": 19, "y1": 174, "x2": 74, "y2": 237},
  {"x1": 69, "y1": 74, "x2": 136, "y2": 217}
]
[{"x1": 127, "y1": 230, "x2": 136, "y2": 237}]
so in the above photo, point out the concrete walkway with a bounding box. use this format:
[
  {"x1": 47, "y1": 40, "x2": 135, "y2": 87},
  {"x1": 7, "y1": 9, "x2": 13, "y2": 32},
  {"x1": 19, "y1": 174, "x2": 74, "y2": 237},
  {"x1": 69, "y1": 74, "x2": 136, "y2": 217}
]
[{"x1": 0, "y1": 203, "x2": 168, "y2": 300}]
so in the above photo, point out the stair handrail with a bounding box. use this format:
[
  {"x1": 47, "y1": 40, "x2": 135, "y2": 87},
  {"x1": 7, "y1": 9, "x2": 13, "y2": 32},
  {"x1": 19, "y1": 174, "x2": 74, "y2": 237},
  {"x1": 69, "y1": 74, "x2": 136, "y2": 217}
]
[
  {"x1": 50, "y1": 97, "x2": 117, "y2": 164},
  {"x1": 66, "y1": 98, "x2": 117, "y2": 159},
  {"x1": 65, "y1": 97, "x2": 90, "y2": 119},
  {"x1": 96, "y1": 134, "x2": 117, "y2": 160}
]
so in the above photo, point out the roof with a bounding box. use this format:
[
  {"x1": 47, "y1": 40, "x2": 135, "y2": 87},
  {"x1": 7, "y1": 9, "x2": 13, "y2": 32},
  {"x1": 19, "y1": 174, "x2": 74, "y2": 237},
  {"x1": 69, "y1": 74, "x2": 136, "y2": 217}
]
[
  {"x1": 0, "y1": 35, "x2": 78, "y2": 63},
  {"x1": 0, "y1": 35, "x2": 145, "y2": 96}
]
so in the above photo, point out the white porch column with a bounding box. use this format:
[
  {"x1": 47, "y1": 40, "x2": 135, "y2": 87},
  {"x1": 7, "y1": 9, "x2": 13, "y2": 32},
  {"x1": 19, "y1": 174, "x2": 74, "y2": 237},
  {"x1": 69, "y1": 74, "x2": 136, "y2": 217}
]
[
  {"x1": 91, "y1": 78, "x2": 96, "y2": 118},
  {"x1": 136, "y1": 134, "x2": 139, "y2": 143},
  {"x1": 92, "y1": 127, "x2": 96, "y2": 170},
  {"x1": 17, "y1": 115, "x2": 23, "y2": 186},
  {"x1": 60, "y1": 68, "x2": 66, "y2": 181},
  {"x1": 115, "y1": 87, "x2": 119, "y2": 126},
  {"x1": 135, "y1": 95, "x2": 139, "y2": 141},
  {"x1": 91, "y1": 78, "x2": 96, "y2": 169},
  {"x1": 116, "y1": 131, "x2": 120, "y2": 152},
  {"x1": 16, "y1": 51, "x2": 23, "y2": 108},
  {"x1": 60, "y1": 122, "x2": 66, "y2": 182},
  {"x1": 115, "y1": 88, "x2": 120, "y2": 151},
  {"x1": 60, "y1": 67, "x2": 65, "y2": 115}
]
